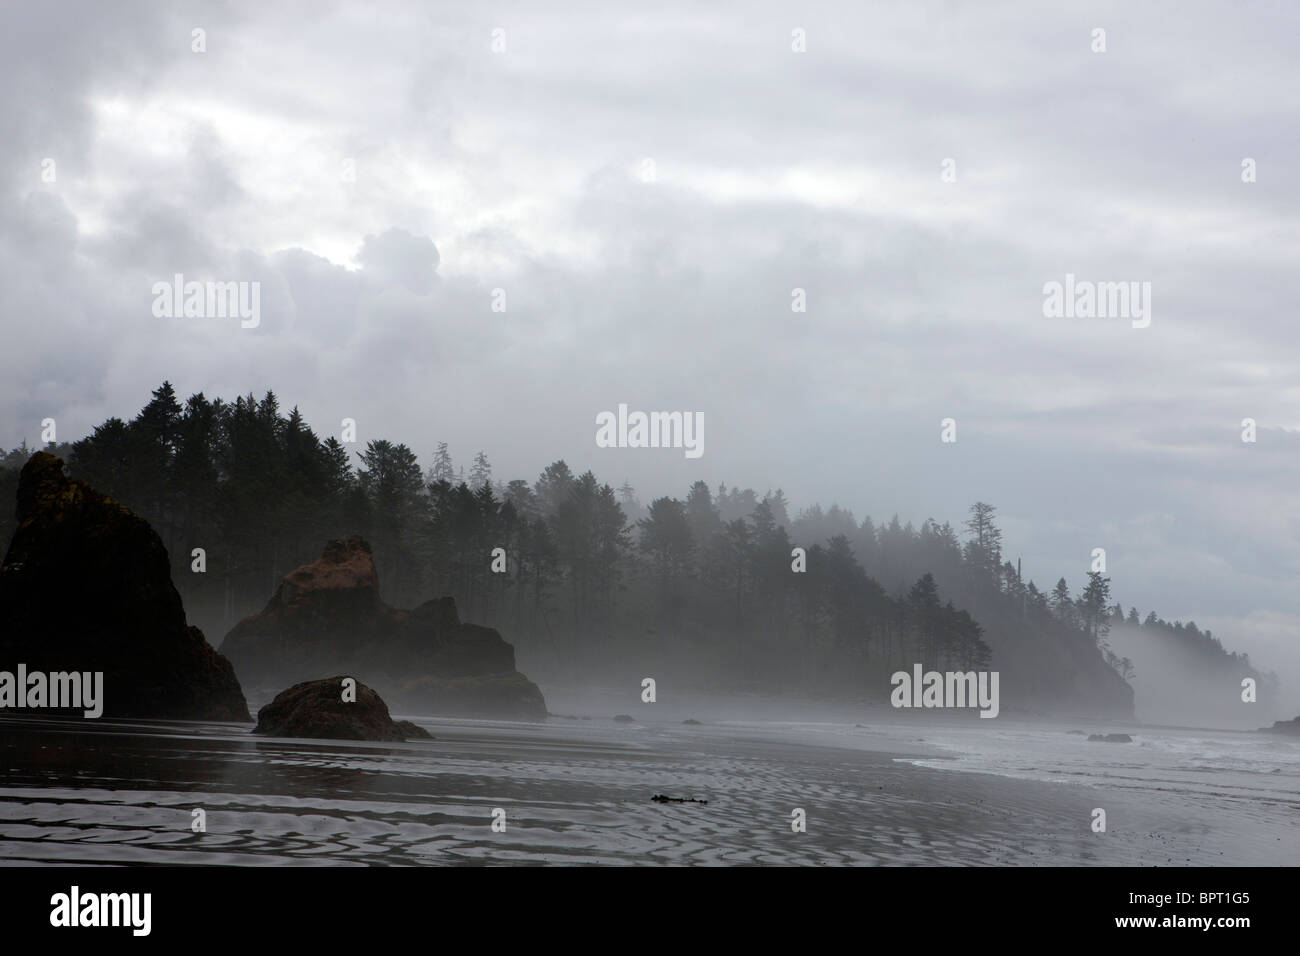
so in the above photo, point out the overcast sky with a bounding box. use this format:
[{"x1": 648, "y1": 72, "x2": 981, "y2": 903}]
[{"x1": 2, "y1": 1, "x2": 1298, "y2": 700}]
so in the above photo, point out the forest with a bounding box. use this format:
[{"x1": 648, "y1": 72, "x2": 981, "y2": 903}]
[{"x1": 0, "y1": 382, "x2": 1265, "y2": 713}]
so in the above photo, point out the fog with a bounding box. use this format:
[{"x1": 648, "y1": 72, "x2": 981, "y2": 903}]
[
  {"x1": 1106, "y1": 624, "x2": 1281, "y2": 731},
  {"x1": 4, "y1": 0, "x2": 1299, "y2": 726}
]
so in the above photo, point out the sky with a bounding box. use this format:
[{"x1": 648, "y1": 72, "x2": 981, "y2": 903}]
[{"x1": 2, "y1": 1, "x2": 1298, "y2": 701}]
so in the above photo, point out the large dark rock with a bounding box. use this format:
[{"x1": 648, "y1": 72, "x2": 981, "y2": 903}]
[
  {"x1": 1259, "y1": 716, "x2": 1300, "y2": 736},
  {"x1": 221, "y1": 536, "x2": 546, "y2": 720},
  {"x1": 0, "y1": 452, "x2": 250, "y2": 721},
  {"x1": 252, "y1": 677, "x2": 431, "y2": 741}
]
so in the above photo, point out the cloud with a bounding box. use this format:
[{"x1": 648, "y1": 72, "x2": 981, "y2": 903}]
[
  {"x1": 355, "y1": 227, "x2": 440, "y2": 294},
  {"x1": 1, "y1": 0, "x2": 1298, "y2": 700}
]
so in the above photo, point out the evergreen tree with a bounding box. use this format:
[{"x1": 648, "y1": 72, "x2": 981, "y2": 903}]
[
  {"x1": 1078, "y1": 571, "x2": 1112, "y2": 645},
  {"x1": 427, "y1": 442, "x2": 454, "y2": 484},
  {"x1": 534, "y1": 460, "x2": 575, "y2": 517},
  {"x1": 1050, "y1": 577, "x2": 1075, "y2": 625},
  {"x1": 637, "y1": 497, "x2": 694, "y2": 619},
  {"x1": 962, "y1": 501, "x2": 1003, "y2": 579},
  {"x1": 684, "y1": 480, "x2": 722, "y2": 548},
  {"x1": 469, "y1": 451, "x2": 492, "y2": 490}
]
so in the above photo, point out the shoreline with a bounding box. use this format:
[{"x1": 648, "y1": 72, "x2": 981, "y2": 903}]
[{"x1": 1, "y1": 712, "x2": 1296, "y2": 866}]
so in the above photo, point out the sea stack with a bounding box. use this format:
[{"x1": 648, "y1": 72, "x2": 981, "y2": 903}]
[
  {"x1": 0, "y1": 452, "x2": 250, "y2": 721},
  {"x1": 221, "y1": 535, "x2": 547, "y2": 719}
]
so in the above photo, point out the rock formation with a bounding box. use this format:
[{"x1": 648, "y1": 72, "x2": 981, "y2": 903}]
[
  {"x1": 0, "y1": 452, "x2": 250, "y2": 721},
  {"x1": 221, "y1": 536, "x2": 546, "y2": 719},
  {"x1": 252, "y1": 677, "x2": 431, "y2": 741},
  {"x1": 1259, "y1": 716, "x2": 1300, "y2": 736}
]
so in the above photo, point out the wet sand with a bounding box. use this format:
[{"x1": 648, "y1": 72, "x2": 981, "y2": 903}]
[{"x1": 0, "y1": 712, "x2": 1293, "y2": 865}]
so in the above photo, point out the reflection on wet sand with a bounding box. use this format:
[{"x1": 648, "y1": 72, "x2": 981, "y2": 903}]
[{"x1": 1, "y1": 714, "x2": 1295, "y2": 866}]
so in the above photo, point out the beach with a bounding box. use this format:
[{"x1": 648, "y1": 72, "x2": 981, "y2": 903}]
[{"x1": 2, "y1": 698, "x2": 1295, "y2": 866}]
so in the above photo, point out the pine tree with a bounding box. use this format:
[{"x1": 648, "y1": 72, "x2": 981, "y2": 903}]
[
  {"x1": 469, "y1": 451, "x2": 492, "y2": 490},
  {"x1": 1078, "y1": 571, "x2": 1112, "y2": 645},
  {"x1": 963, "y1": 502, "x2": 1003, "y2": 579},
  {"x1": 638, "y1": 497, "x2": 694, "y2": 619},
  {"x1": 427, "y1": 442, "x2": 454, "y2": 484},
  {"x1": 1050, "y1": 577, "x2": 1075, "y2": 625}
]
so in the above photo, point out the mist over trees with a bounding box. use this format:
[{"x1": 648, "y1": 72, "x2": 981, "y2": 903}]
[
  {"x1": 0, "y1": 383, "x2": 1266, "y2": 710},
  {"x1": 1103, "y1": 606, "x2": 1274, "y2": 726}
]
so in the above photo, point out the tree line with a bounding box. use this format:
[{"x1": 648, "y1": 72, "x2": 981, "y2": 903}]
[{"x1": 0, "y1": 382, "x2": 1261, "y2": 698}]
